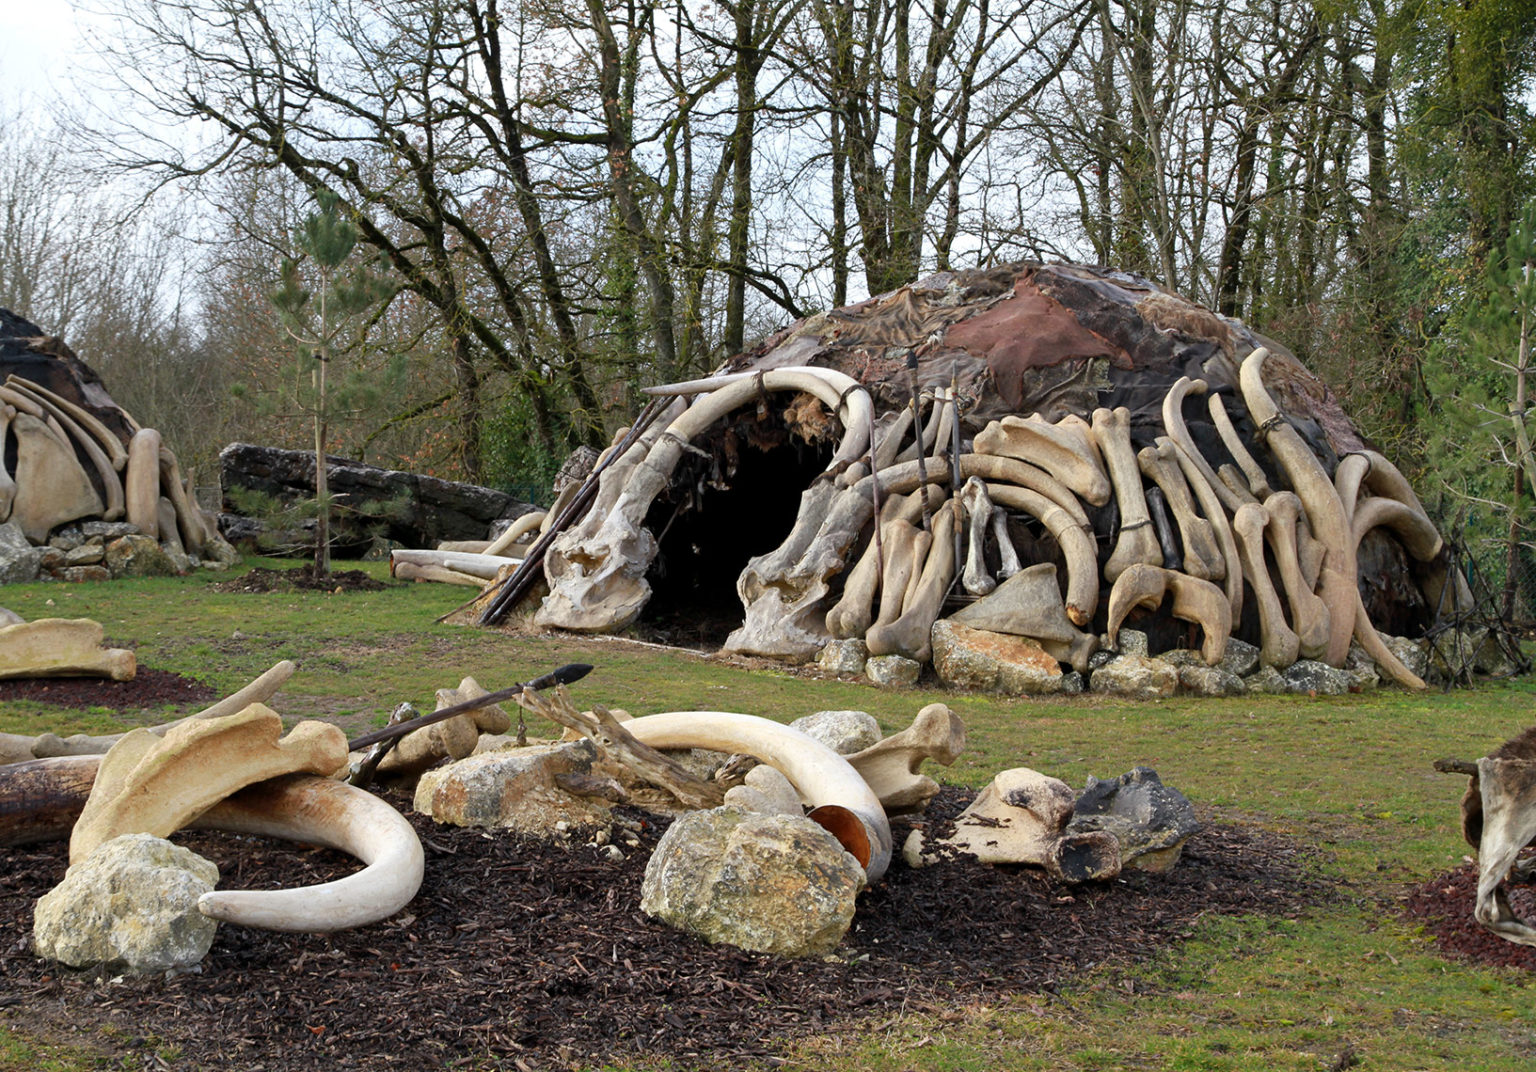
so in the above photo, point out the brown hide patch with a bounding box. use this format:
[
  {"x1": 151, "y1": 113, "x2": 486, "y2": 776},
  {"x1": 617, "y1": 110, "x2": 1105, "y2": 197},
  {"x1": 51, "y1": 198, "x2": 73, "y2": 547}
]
[
  {"x1": 824, "y1": 286, "x2": 974, "y2": 351},
  {"x1": 942, "y1": 278, "x2": 1128, "y2": 412},
  {"x1": 1491, "y1": 725, "x2": 1536, "y2": 762},
  {"x1": 1463, "y1": 751, "x2": 1536, "y2": 850},
  {"x1": 781, "y1": 391, "x2": 839, "y2": 444}
]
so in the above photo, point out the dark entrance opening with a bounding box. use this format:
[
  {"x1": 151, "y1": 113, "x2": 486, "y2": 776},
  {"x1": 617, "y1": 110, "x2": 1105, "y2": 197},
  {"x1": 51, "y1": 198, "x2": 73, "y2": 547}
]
[{"x1": 637, "y1": 413, "x2": 835, "y2": 649}]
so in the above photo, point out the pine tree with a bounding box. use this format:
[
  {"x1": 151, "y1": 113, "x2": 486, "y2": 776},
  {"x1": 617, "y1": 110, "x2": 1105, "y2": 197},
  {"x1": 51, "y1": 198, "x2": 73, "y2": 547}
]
[{"x1": 269, "y1": 190, "x2": 392, "y2": 574}]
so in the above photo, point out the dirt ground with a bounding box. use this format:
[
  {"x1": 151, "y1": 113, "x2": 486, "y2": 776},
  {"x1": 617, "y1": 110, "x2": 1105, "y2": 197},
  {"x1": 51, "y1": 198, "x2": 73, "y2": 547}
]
[{"x1": 1, "y1": 667, "x2": 1526, "y2": 1070}]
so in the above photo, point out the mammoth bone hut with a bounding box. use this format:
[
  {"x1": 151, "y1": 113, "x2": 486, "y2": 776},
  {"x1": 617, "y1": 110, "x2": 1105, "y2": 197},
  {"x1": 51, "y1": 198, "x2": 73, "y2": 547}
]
[
  {"x1": 444, "y1": 262, "x2": 1469, "y2": 693},
  {"x1": 0, "y1": 307, "x2": 239, "y2": 585}
]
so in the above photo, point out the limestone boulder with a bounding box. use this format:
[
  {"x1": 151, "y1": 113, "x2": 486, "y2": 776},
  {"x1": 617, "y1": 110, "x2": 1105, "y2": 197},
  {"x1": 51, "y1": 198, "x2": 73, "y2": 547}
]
[
  {"x1": 640, "y1": 805, "x2": 865, "y2": 957},
  {"x1": 1088, "y1": 654, "x2": 1178, "y2": 699},
  {"x1": 413, "y1": 738, "x2": 612, "y2": 833},
  {"x1": 104, "y1": 534, "x2": 181, "y2": 578},
  {"x1": 1243, "y1": 664, "x2": 1287, "y2": 693},
  {"x1": 1160, "y1": 638, "x2": 1259, "y2": 678},
  {"x1": 816, "y1": 638, "x2": 868, "y2": 675},
  {"x1": 865, "y1": 653, "x2": 921, "y2": 688},
  {"x1": 790, "y1": 710, "x2": 881, "y2": 755},
  {"x1": 1175, "y1": 664, "x2": 1246, "y2": 697},
  {"x1": 34, "y1": 834, "x2": 219, "y2": 974},
  {"x1": 0, "y1": 521, "x2": 41, "y2": 584},
  {"x1": 1068, "y1": 766, "x2": 1201, "y2": 872},
  {"x1": 1281, "y1": 659, "x2": 1354, "y2": 696},
  {"x1": 930, "y1": 619, "x2": 1068, "y2": 695},
  {"x1": 722, "y1": 764, "x2": 804, "y2": 816},
  {"x1": 1383, "y1": 634, "x2": 1429, "y2": 682}
]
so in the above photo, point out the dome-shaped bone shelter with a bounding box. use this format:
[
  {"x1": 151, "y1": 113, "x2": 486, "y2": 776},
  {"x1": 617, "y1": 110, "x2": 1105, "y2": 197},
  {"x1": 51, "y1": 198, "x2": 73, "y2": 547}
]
[{"x1": 475, "y1": 262, "x2": 1467, "y2": 688}]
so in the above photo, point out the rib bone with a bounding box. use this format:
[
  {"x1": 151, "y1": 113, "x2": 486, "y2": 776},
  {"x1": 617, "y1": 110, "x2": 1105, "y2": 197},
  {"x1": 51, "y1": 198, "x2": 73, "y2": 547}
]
[
  {"x1": 1163, "y1": 435, "x2": 1244, "y2": 622},
  {"x1": 1209, "y1": 392, "x2": 1272, "y2": 499}
]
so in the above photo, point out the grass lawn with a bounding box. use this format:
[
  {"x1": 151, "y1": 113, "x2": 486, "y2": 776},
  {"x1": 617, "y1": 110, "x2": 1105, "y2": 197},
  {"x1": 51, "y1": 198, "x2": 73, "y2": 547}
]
[{"x1": 2, "y1": 559, "x2": 1534, "y2": 1070}]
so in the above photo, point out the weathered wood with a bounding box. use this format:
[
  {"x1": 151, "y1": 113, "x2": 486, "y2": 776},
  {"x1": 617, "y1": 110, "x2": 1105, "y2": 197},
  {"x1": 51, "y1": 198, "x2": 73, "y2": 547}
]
[{"x1": 516, "y1": 686, "x2": 724, "y2": 810}]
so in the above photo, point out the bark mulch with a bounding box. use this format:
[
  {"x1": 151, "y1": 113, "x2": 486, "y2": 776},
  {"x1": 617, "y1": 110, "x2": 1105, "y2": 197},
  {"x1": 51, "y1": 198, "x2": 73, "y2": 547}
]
[
  {"x1": 1401, "y1": 858, "x2": 1536, "y2": 971},
  {"x1": 0, "y1": 668, "x2": 219, "y2": 711},
  {"x1": 1, "y1": 787, "x2": 1329, "y2": 1072}
]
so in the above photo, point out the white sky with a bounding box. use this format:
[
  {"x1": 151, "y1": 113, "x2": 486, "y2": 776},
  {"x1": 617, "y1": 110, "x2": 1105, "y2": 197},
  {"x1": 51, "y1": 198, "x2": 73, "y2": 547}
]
[{"x1": 0, "y1": 3, "x2": 87, "y2": 105}]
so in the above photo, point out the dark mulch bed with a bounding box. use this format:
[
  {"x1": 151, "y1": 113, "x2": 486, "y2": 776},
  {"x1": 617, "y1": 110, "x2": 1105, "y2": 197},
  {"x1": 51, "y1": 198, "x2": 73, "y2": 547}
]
[
  {"x1": 210, "y1": 565, "x2": 388, "y2": 594},
  {"x1": 0, "y1": 668, "x2": 219, "y2": 711},
  {"x1": 0, "y1": 787, "x2": 1328, "y2": 1071},
  {"x1": 1401, "y1": 857, "x2": 1536, "y2": 971}
]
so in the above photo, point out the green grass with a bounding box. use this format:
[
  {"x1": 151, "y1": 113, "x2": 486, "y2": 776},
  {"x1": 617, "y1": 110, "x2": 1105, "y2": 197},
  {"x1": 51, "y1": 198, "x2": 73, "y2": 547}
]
[{"x1": 3, "y1": 559, "x2": 1534, "y2": 1069}]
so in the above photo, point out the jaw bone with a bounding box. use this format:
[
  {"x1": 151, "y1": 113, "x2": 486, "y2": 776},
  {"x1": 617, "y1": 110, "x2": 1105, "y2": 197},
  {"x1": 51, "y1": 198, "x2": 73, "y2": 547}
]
[{"x1": 1106, "y1": 563, "x2": 1230, "y2": 666}]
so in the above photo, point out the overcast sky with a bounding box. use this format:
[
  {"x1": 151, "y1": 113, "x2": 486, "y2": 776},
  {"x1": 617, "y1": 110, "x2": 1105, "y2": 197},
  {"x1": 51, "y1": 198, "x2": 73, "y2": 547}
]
[{"x1": 0, "y1": 3, "x2": 88, "y2": 106}]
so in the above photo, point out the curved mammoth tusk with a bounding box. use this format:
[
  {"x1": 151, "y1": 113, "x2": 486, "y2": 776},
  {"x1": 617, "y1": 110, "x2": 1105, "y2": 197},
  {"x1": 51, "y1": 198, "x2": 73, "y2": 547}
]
[
  {"x1": 1336, "y1": 449, "x2": 1429, "y2": 523},
  {"x1": 1351, "y1": 496, "x2": 1443, "y2": 562},
  {"x1": 0, "y1": 763, "x2": 425, "y2": 932},
  {"x1": 643, "y1": 366, "x2": 873, "y2": 471},
  {"x1": 1163, "y1": 377, "x2": 1246, "y2": 515},
  {"x1": 622, "y1": 711, "x2": 892, "y2": 883},
  {"x1": 1353, "y1": 592, "x2": 1427, "y2": 690},
  {"x1": 1239, "y1": 348, "x2": 1355, "y2": 666},
  {"x1": 193, "y1": 773, "x2": 425, "y2": 932}
]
